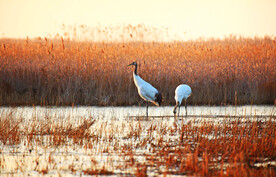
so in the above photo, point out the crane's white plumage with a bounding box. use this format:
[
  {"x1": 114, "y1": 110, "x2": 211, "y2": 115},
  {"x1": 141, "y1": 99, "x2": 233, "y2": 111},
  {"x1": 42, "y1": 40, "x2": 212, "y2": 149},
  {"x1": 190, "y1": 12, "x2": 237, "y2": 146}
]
[
  {"x1": 128, "y1": 62, "x2": 162, "y2": 117},
  {"x1": 133, "y1": 72, "x2": 160, "y2": 106},
  {"x1": 173, "y1": 84, "x2": 192, "y2": 117}
]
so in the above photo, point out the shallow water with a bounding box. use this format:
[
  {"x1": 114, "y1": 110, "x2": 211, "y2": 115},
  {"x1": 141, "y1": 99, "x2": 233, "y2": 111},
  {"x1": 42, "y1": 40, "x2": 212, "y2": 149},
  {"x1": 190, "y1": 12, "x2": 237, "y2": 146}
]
[
  {"x1": 0, "y1": 105, "x2": 275, "y2": 176},
  {"x1": 0, "y1": 105, "x2": 274, "y2": 120}
]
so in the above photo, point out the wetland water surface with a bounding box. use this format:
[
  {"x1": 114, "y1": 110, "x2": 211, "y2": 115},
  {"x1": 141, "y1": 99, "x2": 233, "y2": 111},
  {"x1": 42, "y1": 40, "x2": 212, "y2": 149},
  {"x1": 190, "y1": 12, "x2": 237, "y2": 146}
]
[
  {"x1": 1, "y1": 106, "x2": 275, "y2": 176},
  {"x1": 1, "y1": 105, "x2": 274, "y2": 119}
]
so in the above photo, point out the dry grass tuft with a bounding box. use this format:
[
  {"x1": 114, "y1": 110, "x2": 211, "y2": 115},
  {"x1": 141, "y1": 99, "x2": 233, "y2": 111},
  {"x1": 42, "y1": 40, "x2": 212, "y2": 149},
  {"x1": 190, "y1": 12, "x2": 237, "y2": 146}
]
[
  {"x1": 0, "y1": 113, "x2": 21, "y2": 145},
  {"x1": 83, "y1": 166, "x2": 114, "y2": 176}
]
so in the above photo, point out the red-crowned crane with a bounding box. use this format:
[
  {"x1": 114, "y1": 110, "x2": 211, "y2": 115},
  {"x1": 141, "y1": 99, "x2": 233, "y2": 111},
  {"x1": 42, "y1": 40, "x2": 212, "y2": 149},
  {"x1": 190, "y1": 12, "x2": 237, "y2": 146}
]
[
  {"x1": 128, "y1": 62, "x2": 163, "y2": 118},
  {"x1": 173, "y1": 84, "x2": 192, "y2": 117}
]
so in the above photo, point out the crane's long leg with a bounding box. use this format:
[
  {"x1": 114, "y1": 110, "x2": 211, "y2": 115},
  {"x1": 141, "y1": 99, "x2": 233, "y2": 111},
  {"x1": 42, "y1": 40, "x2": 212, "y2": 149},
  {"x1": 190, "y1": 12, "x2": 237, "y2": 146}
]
[
  {"x1": 185, "y1": 99, "x2": 187, "y2": 117},
  {"x1": 178, "y1": 105, "x2": 180, "y2": 118},
  {"x1": 146, "y1": 101, "x2": 148, "y2": 118},
  {"x1": 173, "y1": 103, "x2": 178, "y2": 119}
]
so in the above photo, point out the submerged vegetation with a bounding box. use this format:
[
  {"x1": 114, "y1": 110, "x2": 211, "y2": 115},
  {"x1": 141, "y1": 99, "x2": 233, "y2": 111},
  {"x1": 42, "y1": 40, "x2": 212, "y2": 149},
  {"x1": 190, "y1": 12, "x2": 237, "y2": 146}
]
[
  {"x1": 0, "y1": 34, "x2": 275, "y2": 106},
  {"x1": 0, "y1": 109, "x2": 275, "y2": 176}
]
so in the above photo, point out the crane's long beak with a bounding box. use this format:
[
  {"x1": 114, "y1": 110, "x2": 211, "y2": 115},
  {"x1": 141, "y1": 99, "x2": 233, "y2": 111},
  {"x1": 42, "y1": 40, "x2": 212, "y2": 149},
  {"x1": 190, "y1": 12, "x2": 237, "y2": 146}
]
[{"x1": 127, "y1": 63, "x2": 134, "y2": 66}]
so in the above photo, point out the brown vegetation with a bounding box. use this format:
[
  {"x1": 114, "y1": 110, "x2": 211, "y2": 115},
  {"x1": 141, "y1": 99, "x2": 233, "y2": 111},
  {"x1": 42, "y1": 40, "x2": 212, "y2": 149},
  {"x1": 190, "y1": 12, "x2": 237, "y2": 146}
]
[
  {"x1": 0, "y1": 111, "x2": 275, "y2": 176},
  {"x1": 0, "y1": 36, "x2": 275, "y2": 106}
]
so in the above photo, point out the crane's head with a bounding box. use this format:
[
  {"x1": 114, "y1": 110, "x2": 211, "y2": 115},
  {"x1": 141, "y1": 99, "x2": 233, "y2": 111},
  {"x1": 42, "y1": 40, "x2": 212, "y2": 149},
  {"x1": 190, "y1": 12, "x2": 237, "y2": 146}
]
[
  {"x1": 128, "y1": 61, "x2": 138, "y2": 75},
  {"x1": 127, "y1": 61, "x2": 137, "y2": 67}
]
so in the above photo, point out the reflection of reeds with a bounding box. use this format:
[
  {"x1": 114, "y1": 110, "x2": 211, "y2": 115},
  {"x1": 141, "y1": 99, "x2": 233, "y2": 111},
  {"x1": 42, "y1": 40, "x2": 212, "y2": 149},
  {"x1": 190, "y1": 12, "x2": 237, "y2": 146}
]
[
  {"x1": 0, "y1": 36, "x2": 275, "y2": 106},
  {"x1": 0, "y1": 111, "x2": 275, "y2": 176}
]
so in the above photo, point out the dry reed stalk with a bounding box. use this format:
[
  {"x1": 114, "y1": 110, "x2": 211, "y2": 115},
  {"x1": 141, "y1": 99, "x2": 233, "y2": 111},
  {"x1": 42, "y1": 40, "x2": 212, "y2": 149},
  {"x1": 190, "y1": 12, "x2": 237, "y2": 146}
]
[
  {"x1": 0, "y1": 111, "x2": 275, "y2": 176},
  {"x1": 0, "y1": 36, "x2": 275, "y2": 106}
]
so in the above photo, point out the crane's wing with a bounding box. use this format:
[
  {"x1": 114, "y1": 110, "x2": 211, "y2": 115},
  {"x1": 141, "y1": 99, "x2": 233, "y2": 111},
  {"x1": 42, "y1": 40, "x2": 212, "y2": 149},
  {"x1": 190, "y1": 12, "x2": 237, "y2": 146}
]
[
  {"x1": 177, "y1": 89, "x2": 190, "y2": 98},
  {"x1": 133, "y1": 74, "x2": 162, "y2": 106},
  {"x1": 139, "y1": 83, "x2": 162, "y2": 106},
  {"x1": 139, "y1": 83, "x2": 158, "y2": 101},
  {"x1": 175, "y1": 85, "x2": 192, "y2": 101}
]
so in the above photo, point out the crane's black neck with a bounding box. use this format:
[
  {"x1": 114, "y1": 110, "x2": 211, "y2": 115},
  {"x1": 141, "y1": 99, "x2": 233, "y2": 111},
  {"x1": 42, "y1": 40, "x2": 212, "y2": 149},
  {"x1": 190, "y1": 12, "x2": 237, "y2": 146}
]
[{"x1": 133, "y1": 63, "x2": 138, "y2": 75}]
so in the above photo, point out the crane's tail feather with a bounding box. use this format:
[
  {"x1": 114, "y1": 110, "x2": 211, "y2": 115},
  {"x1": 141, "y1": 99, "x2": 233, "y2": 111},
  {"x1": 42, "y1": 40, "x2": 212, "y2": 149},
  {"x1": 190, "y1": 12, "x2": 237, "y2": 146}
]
[{"x1": 154, "y1": 92, "x2": 163, "y2": 106}]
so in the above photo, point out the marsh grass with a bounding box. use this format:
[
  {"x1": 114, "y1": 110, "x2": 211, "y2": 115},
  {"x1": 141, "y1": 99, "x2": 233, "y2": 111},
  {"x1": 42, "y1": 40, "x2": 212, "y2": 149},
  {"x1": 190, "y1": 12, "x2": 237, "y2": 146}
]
[
  {"x1": 0, "y1": 36, "x2": 275, "y2": 106},
  {"x1": 0, "y1": 110, "x2": 275, "y2": 176}
]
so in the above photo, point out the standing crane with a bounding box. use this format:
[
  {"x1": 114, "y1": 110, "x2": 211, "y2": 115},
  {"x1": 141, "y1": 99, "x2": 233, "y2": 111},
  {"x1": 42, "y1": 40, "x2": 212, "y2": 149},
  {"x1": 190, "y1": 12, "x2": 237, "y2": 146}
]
[
  {"x1": 173, "y1": 84, "x2": 192, "y2": 118},
  {"x1": 128, "y1": 62, "x2": 163, "y2": 118}
]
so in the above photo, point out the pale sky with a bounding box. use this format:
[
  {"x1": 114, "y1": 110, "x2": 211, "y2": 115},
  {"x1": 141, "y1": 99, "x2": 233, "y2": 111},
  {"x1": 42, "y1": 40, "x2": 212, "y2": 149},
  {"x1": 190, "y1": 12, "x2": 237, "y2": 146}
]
[{"x1": 0, "y1": 0, "x2": 275, "y2": 41}]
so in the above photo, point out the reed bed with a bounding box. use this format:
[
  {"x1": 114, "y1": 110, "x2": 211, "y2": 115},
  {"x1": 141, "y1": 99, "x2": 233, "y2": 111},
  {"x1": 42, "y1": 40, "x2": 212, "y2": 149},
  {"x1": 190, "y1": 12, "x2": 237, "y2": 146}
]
[
  {"x1": 0, "y1": 110, "x2": 275, "y2": 176},
  {"x1": 0, "y1": 36, "x2": 275, "y2": 106}
]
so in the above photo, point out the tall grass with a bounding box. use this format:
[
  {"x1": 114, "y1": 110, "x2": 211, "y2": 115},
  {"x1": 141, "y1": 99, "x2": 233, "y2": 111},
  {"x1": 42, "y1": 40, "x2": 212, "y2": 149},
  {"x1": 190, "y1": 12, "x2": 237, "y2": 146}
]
[{"x1": 0, "y1": 35, "x2": 275, "y2": 106}]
